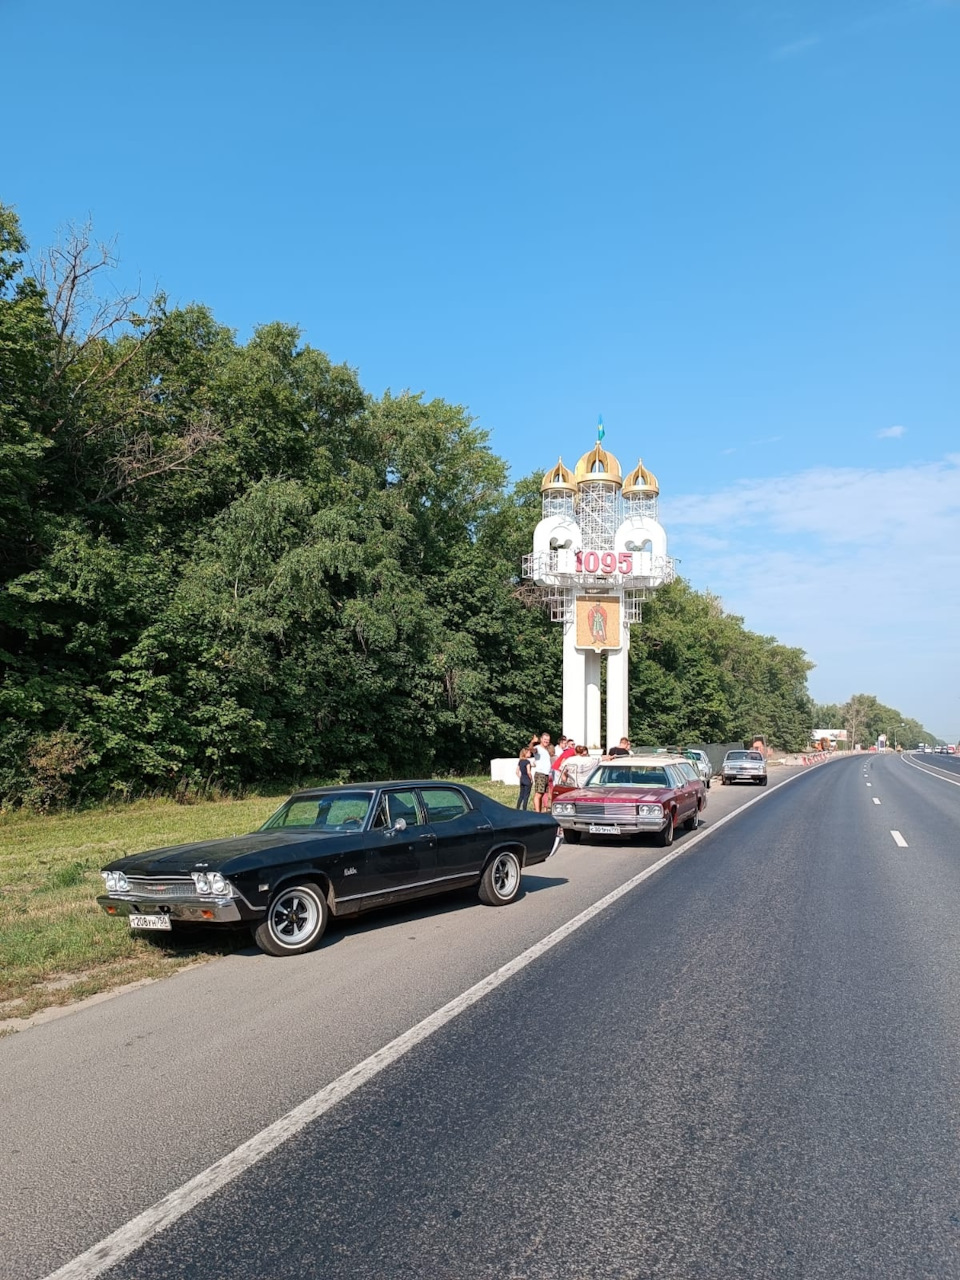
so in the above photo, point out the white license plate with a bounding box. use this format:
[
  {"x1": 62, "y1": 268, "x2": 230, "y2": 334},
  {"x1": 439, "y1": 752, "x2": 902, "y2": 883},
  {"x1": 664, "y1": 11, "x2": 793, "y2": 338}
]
[
  {"x1": 129, "y1": 913, "x2": 172, "y2": 931},
  {"x1": 588, "y1": 824, "x2": 619, "y2": 835}
]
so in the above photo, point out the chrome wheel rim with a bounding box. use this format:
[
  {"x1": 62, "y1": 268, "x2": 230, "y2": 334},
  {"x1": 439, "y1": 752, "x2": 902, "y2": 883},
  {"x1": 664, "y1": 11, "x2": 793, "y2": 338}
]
[
  {"x1": 492, "y1": 854, "x2": 520, "y2": 898},
  {"x1": 269, "y1": 888, "x2": 320, "y2": 947}
]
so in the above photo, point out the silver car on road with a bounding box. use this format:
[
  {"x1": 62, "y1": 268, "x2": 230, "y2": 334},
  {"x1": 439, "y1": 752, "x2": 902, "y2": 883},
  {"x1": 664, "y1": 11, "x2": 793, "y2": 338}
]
[{"x1": 719, "y1": 749, "x2": 767, "y2": 786}]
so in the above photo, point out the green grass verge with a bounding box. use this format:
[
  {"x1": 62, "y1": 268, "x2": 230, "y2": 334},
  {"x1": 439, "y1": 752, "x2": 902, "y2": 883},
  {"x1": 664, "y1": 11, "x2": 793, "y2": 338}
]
[{"x1": 0, "y1": 776, "x2": 518, "y2": 1022}]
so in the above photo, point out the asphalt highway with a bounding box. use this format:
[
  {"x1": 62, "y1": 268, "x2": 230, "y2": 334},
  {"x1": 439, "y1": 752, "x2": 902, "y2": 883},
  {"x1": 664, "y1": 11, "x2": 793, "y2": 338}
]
[{"x1": 4, "y1": 753, "x2": 960, "y2": 1279}]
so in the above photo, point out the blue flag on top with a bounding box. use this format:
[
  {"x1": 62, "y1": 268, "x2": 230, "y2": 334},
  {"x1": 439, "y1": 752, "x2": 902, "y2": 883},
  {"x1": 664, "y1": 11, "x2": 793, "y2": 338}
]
[{"x1": 597, "y1": 414, "x2": 605, "y2": 443}]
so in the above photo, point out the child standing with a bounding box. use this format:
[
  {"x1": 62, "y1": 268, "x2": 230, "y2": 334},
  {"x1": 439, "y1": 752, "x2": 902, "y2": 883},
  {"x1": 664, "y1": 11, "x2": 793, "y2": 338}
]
[{"x1": 516, "y1": 748, "x2": 532, "y2": 810}]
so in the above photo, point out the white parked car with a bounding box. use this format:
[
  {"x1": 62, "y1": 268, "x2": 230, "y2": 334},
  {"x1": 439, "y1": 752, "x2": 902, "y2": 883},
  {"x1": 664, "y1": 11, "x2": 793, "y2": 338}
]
[{"x1": 683, "y1": 749, "x2": 713, "y2": 788}]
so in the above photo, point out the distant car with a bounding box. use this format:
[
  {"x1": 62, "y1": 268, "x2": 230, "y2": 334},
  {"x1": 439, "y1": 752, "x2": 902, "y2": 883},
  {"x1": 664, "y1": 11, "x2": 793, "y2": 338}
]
[
  {"x1": 551, "y1": 754, "x2": 706, "y2": 847},
  {"x1": 97, "y1": 782, "x2": 561, "y2": 957},
  {"x1": 719, "y1": 750, "x2": 768, "y2": 786},
  {"x1": 683, "y1": 748, "x2": 713, "y2": 788}
]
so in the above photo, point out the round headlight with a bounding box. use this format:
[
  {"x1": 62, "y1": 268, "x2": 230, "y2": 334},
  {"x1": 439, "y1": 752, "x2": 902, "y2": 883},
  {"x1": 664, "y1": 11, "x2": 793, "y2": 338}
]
[
  {"x1": 210, "y1": 873, "x2": 228, "y2": 896},
  {"x1": 102, "y1": 871, "x2": 116, "y2": 892},
  {"x1": 115, "y1": 872, "x2": 129, "y2": 892},
  {"x1": 192, "y1": 872, "x2": 211, "y2": 894}
]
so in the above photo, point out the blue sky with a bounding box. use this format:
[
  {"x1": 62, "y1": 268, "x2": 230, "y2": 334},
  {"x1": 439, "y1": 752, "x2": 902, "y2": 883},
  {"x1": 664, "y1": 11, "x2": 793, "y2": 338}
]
[{"x1": 3, "y1": 0, "x2": 959, "y2": 736}]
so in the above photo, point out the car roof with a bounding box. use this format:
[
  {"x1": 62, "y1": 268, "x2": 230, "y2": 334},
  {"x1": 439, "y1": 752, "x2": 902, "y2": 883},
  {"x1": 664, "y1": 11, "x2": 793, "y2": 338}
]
[
  {"x1": 600, "y1": 755, "x2": 684, "y2": 767},
  {"x1": 287, "y1": 780, "x2": 471, "y2": 800}
]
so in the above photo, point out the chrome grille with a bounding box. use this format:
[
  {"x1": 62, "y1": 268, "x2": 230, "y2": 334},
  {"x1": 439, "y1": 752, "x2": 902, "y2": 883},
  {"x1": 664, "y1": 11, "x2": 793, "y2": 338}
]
[
  {"x1": 125, "y1": 876, "x2": 198, "y2": 898},
  {"x1": 573, "y1": 803, "x2": 638, "y2": 818}
]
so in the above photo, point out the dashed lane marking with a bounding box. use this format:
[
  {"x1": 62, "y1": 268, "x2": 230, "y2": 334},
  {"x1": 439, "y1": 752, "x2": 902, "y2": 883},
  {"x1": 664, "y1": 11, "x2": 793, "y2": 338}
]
[
  {"x1": 891, "y1": 830, "x2": 908, "y2": 848},
  {"x1": 873, "y1": 798, "x2": 881, "y2": 805}
]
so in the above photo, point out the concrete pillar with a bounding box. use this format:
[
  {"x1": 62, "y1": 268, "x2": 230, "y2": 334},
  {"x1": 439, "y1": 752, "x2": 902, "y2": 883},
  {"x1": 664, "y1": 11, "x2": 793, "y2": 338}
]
[
  {"x1": 585, "y1": 649, "x2": 602, "y2": 751},
  {"x1": 605, "y1": 626, "x2": 631, "y2": 747},
  {"x1": 562, "y1": 620, "x2": 586, "y2": 746}
]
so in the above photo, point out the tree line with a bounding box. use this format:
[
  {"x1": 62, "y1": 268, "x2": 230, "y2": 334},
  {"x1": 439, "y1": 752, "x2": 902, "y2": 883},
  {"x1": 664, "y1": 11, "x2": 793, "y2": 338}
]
[
  {"x1": 812, "y1": 695, "x2": 942, "y2": 753},
  {"x1": 0, "y1": 202, "x2": 908, "y2": 809}
]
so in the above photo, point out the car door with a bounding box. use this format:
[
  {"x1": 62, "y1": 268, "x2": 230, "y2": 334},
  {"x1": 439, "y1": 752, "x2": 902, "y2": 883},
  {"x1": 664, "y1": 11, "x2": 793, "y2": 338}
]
[
  {"x1": 349, "y1": 788, "x2": 437, "y2": 910},
  {"x1": 417, "y1": 786, "x2": 493, "y2": 884},
  {"x1": 667, "y1": 763, "x2": 698, "y2": 822}
]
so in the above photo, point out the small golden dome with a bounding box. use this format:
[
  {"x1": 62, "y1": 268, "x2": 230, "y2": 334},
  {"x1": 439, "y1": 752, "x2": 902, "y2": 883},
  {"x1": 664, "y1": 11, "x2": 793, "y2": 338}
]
[
  {"x1": 623, "y1": 459, "x2": 659, "y2": 498},
  {"x1": 574, "y1": 444, "x2": 622, "y2": 487},
  {"x1": 540, "y1": 458, "x2": 577, "y2": 494}
]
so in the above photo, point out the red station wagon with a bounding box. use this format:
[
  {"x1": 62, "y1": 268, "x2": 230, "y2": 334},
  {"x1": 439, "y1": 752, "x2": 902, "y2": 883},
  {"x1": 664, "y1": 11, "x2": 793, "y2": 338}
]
[{"x1": 551, "y1": 755, "x2": 706, "y2": 847}]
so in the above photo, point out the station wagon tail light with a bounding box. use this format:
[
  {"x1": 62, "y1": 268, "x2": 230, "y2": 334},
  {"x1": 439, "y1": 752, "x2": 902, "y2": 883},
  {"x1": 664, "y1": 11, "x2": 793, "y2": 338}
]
[{"x1": 101, "y1": 871, "x2": 129, "y2": 893}]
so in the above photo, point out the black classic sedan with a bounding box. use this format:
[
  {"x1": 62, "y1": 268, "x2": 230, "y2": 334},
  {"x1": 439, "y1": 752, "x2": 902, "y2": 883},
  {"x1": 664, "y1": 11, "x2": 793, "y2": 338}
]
[{"x1": 98, "y1": 782, "x2": 561, "y2": 957}]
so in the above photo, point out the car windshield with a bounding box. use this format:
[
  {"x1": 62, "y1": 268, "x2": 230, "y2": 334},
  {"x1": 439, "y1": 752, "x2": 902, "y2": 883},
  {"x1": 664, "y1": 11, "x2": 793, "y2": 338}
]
[
  {"x1": 726, "y1": 751, "x2": 763, "y2": 761},
  {"x1": 589, "y1": 766, "x2": 671, "y2": 787},
  {"x1": 260, "y1": 792, "x2": 375, "y2": 831}
]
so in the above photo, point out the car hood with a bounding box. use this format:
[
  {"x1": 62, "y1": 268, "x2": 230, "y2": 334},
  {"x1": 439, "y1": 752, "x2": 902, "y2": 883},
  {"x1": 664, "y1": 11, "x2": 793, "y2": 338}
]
[
  {"x1": 557, "y1": 786, "x2": 674, "y2": 803},
  {"x1": 102, "y1": 830, "x2": 345, "y2": 876}
]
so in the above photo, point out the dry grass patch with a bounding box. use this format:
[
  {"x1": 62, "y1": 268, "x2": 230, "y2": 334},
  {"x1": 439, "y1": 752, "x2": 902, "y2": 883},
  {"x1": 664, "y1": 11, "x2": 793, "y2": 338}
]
[{"x1": 0, "y1": 777, "x2": 517, "y2": 1020}]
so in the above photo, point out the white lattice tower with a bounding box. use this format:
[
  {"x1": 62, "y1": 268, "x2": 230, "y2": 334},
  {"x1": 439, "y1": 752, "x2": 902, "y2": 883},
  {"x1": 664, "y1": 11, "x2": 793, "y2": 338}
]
[
  {"x1": 575, "y1": 481, "x2": 620, "y2": 551},
  {"x1": 542, "y1": 491, "x2": 575, "y2": 522},
  {"x1": 522, "y1": 443, "x2": 671, "y2": 751}
]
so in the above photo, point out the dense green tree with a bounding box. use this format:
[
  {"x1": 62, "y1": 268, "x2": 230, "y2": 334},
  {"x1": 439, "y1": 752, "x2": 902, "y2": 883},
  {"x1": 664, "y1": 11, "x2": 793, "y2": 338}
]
[
  {"x1": 812, "y1": 697, "x2": 940, "y2": 750},
  {"x1": 629, "y1": 581, "x2": 814, "y2": 751}
]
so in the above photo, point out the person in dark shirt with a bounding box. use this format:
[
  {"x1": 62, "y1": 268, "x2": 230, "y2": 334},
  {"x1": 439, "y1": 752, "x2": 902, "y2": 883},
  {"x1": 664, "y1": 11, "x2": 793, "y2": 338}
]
[
  {"x1": 516, "y1": 748, "x2": 533, "y2": 810},
  {"x1": 606, "y1": 737, "x2": 631, "y2": 758}
]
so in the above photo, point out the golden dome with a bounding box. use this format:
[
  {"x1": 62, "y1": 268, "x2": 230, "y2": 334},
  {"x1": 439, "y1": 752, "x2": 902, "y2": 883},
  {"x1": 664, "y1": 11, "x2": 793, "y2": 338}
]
[
  {"x1": 574, "y1": 444, "x2": 622, "y2": 487},
  {"x1": 623, "y1": 458, "x2": 659, "y2": 497},
  {"x1": 540, "y1": 458, "x2": 577, "y2": 494}
]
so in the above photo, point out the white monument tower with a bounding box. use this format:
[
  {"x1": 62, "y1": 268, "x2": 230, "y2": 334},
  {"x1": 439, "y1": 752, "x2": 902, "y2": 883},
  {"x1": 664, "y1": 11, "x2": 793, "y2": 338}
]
[{"x1": 522, "y1": 439, "x2": 674, "y2": 750}]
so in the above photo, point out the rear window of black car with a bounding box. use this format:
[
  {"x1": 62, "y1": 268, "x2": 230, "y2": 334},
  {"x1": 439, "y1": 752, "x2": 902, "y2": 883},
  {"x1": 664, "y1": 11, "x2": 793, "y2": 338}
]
[{"x1": 420, "y1": 788, "x2": 469, "y2": 823}]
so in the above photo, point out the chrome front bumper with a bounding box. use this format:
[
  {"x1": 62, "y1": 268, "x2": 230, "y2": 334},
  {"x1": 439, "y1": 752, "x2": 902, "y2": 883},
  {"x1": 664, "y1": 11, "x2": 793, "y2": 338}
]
[
  {"x1": 97, "y1": 895, "x2": 244, "y2": 923},
  {"x1": 557, "y1": 817, "x2": 666, "y2": 835}
]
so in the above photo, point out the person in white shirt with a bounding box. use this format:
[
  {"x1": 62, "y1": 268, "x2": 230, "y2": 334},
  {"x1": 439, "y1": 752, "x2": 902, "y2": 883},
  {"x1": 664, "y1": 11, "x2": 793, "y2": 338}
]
[{"x1": 531, "y1": 731, "x2": 552, "y2": 812}]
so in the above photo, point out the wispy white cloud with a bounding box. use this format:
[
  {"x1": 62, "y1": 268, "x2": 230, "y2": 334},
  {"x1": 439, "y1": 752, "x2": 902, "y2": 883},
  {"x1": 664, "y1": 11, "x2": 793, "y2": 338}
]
[
  {"x1": 773, "y1": 34, "x2": 821, "y2": 58},
  {"x1": 662, "y1": 456, "x2": 960, "y2": 733},
  {"x1": 877, "y1": 425, "x2": 906, "y2": 438}
]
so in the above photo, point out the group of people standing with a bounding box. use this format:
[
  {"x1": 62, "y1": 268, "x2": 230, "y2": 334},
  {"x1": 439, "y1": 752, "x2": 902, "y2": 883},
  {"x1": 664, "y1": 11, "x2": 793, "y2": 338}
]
[{"x1": 515, "y1": 732, "x2": 610, "y2": 811}]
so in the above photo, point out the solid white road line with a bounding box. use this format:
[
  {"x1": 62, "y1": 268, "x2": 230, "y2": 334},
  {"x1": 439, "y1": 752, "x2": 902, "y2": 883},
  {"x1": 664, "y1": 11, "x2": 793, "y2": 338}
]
[
  {"x1": 43, "y1": 762, "x2": 826, "y2": 1280},
  {"x1": 899, "y1": 754, "x2": 960, "y2": 787},
  {"x1": 873, "y1": 798, "x2": 881, "y2": 805},
  {"x1": 891, "y1": 830, "x2": 908, "y2": 848}
]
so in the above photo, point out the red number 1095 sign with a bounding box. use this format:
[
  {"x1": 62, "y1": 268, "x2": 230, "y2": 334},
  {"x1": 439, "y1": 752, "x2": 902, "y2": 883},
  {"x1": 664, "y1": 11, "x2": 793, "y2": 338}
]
[{"x1": 575, "y1": 551, "x2": 633, "y2": 575}]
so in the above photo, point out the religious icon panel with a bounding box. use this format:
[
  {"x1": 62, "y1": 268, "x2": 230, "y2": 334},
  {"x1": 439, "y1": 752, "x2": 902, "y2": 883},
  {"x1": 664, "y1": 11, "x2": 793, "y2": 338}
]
[{"x1": 576, "y1": 595, "x2": 621, "y2": 651}]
